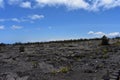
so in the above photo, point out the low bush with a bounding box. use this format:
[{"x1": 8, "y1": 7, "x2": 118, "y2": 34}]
[
  {"x1": 19, "y1": 46, "x2": 25, "y2": 52},
  {"x1": 101, "y1": 35, "x2": 109, "y2": 45},
  {"x1": 59, "y1": 67, "x2": 70, "y2": 73}
]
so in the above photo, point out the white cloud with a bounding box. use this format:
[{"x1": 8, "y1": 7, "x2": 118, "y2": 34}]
[
  {"x1": 88, "y1": 31, "x2": 120, "y2": 38},
  {"x1": 0, "y1": 0, "x2": 4, "y2": 8},
  {"x1": 101, "y1": 0, "x2": 120, "y2": 9},
  {"x1": 11, "y1": 18, "x2": 20, "y2": 22},
  {"x1": 88, "y1": 31, "x2": 94, "y2": 34},
  {"x1": 48, "y1": 26, "x2": 52, "y2": 29},
  {"x1": 0, "y1": 14, "x2": 44, "y2": 23},
  {"x1": 11, "y1": 25, "x2": 23, "y2": 30},
  {"x1": 95, "y1": 32, "x2": 105, "y2": 35},
  {"x1": 20, "y1": 1, "x2": 32, "y2": 8},
  {"x1": 28, "y1": 14, "x2": 44, "y2": 20},
  {"x1": 89, "y1": 0, "x2": 120, "y2": 11},
  {"x1": 107, "y1": 32, "x2": 120, "y2": 37},
  {"x1": 1, "y1": 0, "x2": 120, "y2": 11},
  {"x1": 34, "y1": 0, "x2": 120, "y2": 11},
  {"x1": 35, "y1": 0, "x2": 90, "y2": 10},
  {"x1": 8, "y1": 0, "x2": 21, "y2": 5},
  {"x1": 0, "y1": 19, "x2": 5, "y2": 22},
  {"x1": 8, "y1": 0, "x2": 32, "y2": 9},
  {"x1": 88, "y1": 31, "x2": 105, "y2": 37},
  {"x1": 0, "y1": 25, "x2": 5, "y2": 30},
  {"x1": 0, "y1": 18, "x2": 25, "y2": 23}
]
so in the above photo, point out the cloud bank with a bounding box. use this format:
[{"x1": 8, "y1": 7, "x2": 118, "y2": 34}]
[
  {"x1": 35, "y1": 0, "x2": 120, "y2": 11},
  {"x1": 88, "y1": 31, "x2": 120, "y2": 38},
  {"x1": 11, "y1": 25, "x2": 23, "y2": 30},
  {"x1": 0, "y1": 14, "x2": 44, "y2": 23},
  {"x1": 0, "y1": 25, "x2": 24, "y2": 30},
  {"x1": 0, "y1": 0, "x2": 119, "y2": 11},
  {"x1": 20, "y1": 1, "x2": 32, "y2": 8},
  {"x1": 0, "y1": 25, "x2": 5, "y2": 30},
  {"x1": 0, "y1": 0, "x2": 4, "y2": 8},
  {"x1": 28, "y1": 14, "x2": 44, "y2": 20}
]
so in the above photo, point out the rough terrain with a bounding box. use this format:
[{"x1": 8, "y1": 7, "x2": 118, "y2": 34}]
[{"x1": 0, "y1": 39, "x2": 120, "y2": 80}]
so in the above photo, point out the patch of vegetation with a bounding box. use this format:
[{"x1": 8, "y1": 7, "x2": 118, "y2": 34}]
[
  {"x1": 19, "y1": 46, "x2": 25, "y2": 52},
  {"x1": 114, "y1": 41, "x2": 120, "y2": 45},
  {"x1": 95, "y1": 64, "x2": 104, "y2": 69},
  {"x1": 51, "y1": 66, "x2": 70, "y2": 74},
  {"x1": 115, "y1": 36, "x2": 120, "y2": 39},
  {"x1": 51, "y1": 70, "x2": 58, "y2": 75},
  {"x1": 101, "y1": 35, "x2": 109, "y2": 45},
  {"x1": 59, "y1": 67, "x2": 70, "y2": 73},
  {"x1": 103, "y1": 48, "x2": 108, "y2": 54},
  {"x1": 84, "y1": 69, "x2": 94, "y2": 73},
  {"x1": 13, "y1": 42, "x2": 23, "y2": 45},
  {"x1": 0, "y1": 43, "x2": 6, "y2": 46},
  {"x1": 99, "y1": 53, "x2": 109, "y2": 59},
  {"x1": 76, "y1": 57, "x2": 82, "y2": 61},
  {"x1": 90, "y1": 55, "x2": 97, "y2": 59},
  {"x1": 32, "y1": 61, "x2": 39, "y2": 68}
]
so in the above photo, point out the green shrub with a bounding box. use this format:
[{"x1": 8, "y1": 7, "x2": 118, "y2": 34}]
[
  {"x1": 0, "y1": 47, "x2": 1, "y2": 52},
  {"x1": 101, "y1": 35, "x2": 109, "y2": 45},
  {"x1": 102, "y1": 54, "x2": 109, "y2": 59},
  {"x1": 19, "y1": 46, "x2": 25, "y2": 52},
  {"x1": 114, "y1": 41, "x2": 120, "y2": 45},
  {"x1": 0, "y1": 43, "x2": 6, "y2": 46},
  {"x1": 32, "y1": 61, "x2": 39, "y2": 68},
  {"x1": 103, "y1": 48, "x2": 108, "y2": 54},
  {"x1": 59, "y1": 67, "x2": 70, "y2": 73},
  {"x1": 51, "y1": 66, "x2": 71, "y2": 74}
]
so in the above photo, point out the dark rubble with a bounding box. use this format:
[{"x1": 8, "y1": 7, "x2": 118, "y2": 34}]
[{"x1": 0, "y1": 39, "x2": 120, "y2": 80}]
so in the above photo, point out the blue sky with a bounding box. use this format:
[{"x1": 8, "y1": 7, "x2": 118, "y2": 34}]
[{"x1": 0, "y1": 0, "x2": 120, "y2": 43}]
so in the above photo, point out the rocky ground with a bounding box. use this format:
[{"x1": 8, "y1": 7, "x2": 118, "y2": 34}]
[{"x1": 0, "y1": 39, "x2": 120, "y2": 80}]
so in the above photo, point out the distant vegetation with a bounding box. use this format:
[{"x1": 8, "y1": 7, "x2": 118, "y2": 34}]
[
  {"x1": 101, "y1": 35, "x2": 109, "y2": 45},
  {"x1": 0, "y1": 43, "x2": 6, "y2": 46},
  {"x1": 0, "y1": 36, "x2": 120, "y2": 45},
  {"x1": 12, "y1": 38, "x2": 101, "y2": 45},
  {"x1": 19, "y1": 46, "x2": 25, "y2": 52}
]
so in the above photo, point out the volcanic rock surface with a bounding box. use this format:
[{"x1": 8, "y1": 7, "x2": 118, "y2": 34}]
[{"x1": 0, "y1": 39, "x2": 120, "y2": 80}]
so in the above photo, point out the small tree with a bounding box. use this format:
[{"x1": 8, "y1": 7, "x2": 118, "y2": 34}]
[
  {"x1": 0, "y1": 43, "x2": 6, "y2": 46},
  {"x1": 101, "y1": 35, "x2": 109, "y2": 45},
  {"x1": 19, "y1": 46, "x2": 25, "y2": 52}
]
